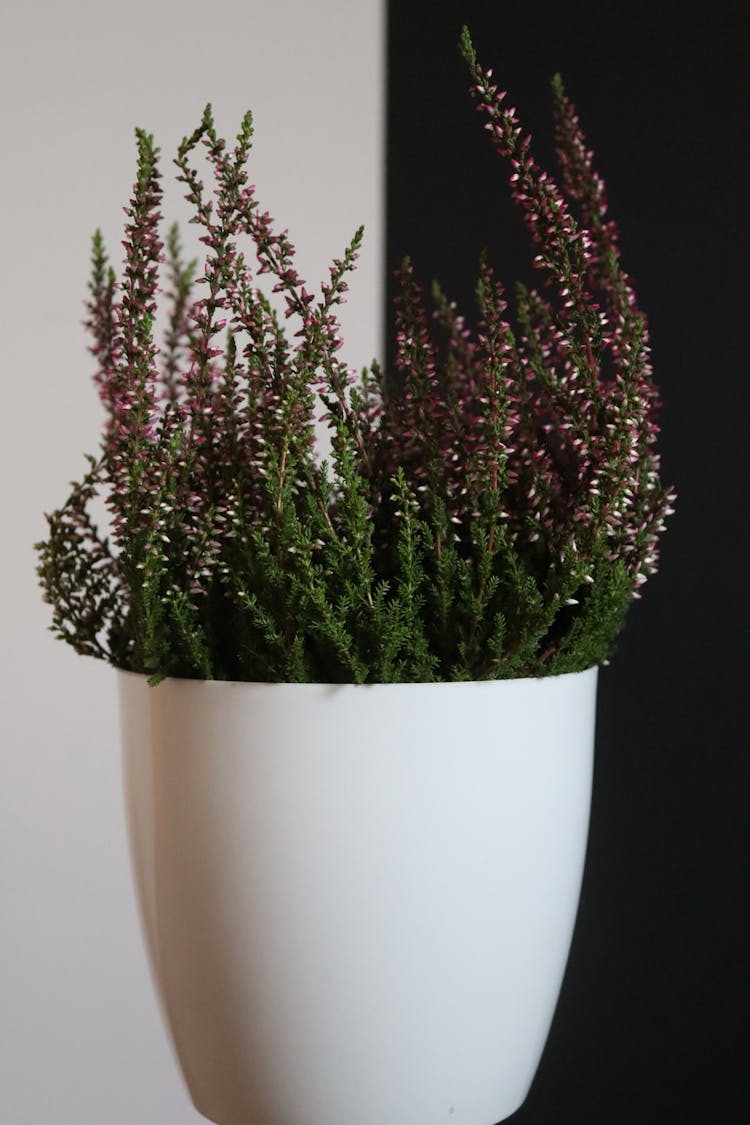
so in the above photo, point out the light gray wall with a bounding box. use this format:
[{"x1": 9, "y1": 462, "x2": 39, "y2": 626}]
[{"x1": 0, "y1": 1, "x2": 384, "y2": 1121}]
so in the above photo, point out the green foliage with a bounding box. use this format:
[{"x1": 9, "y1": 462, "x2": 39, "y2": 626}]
[
  {"x1": 36, "y1": 456, "x2": 127, "y2": 664},
  {"x1": 36, "y1": 37, "x2": 673, "y2": 684}
]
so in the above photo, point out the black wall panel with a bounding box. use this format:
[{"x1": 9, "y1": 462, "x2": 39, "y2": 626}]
[{"x1": 386, "y1": 3, "x2": 747, "y2": 1121}]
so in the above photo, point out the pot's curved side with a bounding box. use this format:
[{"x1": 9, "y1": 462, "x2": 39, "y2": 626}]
[
  {"x1": 120, "y1": 670, "x2": 160, "y2": 988},
  {"x1": 120, "y1": 670, "x2": 597, "y2": 1125}
]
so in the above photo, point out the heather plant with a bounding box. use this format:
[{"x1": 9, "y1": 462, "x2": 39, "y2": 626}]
[{"x1": 36, "y1": 29, "x2": 674, "y2": 684}]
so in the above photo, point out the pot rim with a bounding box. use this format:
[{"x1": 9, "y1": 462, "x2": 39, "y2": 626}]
[{"x1": 116, "y1": 664, "x2": 599, "y2": 690}]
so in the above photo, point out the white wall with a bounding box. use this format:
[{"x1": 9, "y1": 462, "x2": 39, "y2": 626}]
[{"x1": 0, "y1": 1, "x2": 384, "y2": 1121}]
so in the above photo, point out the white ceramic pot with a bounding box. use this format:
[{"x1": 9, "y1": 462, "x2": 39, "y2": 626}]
[{"x1": 119, "y1": 667, "x2": 597, "y2": 1125}]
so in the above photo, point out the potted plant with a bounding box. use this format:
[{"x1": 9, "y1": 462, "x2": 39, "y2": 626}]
[{"x1": 36, "y1": 28, "x2": 673, "y2": 1125}]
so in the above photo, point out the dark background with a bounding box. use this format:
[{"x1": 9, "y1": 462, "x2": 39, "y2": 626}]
[{"x1": 387, "y1": 2, "x2": 747, "y2": 1121}]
